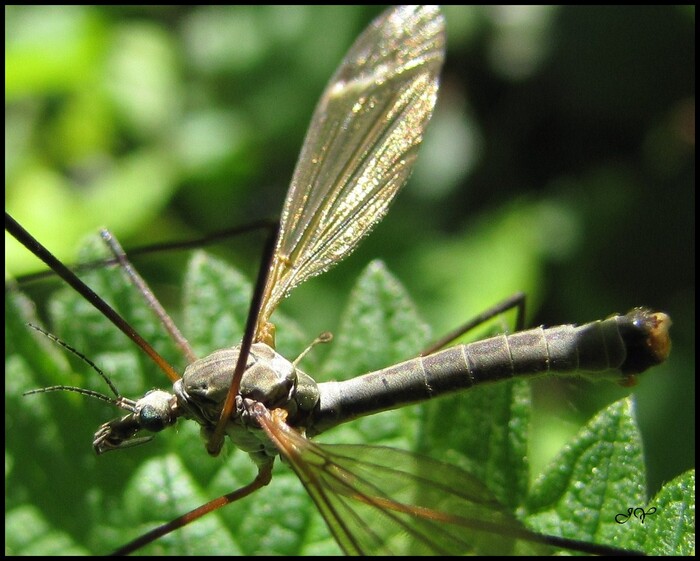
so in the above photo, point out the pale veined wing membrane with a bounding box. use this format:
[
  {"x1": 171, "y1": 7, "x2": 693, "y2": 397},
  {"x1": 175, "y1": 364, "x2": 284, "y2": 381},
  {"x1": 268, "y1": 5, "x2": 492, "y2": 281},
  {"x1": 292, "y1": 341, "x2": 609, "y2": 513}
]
[
  {"x1": 258, "y1": 407, "x2": 552, "y2": 556},
  {"x1": 256, "y1": 6, "x2": 445, "y2": 340}
]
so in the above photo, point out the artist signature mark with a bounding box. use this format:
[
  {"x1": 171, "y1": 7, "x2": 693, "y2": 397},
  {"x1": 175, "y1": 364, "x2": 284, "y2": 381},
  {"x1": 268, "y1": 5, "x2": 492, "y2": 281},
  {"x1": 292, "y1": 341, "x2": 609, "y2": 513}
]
[{"x1": 615, "y1": 507, "x2": 657, "y2": 525}]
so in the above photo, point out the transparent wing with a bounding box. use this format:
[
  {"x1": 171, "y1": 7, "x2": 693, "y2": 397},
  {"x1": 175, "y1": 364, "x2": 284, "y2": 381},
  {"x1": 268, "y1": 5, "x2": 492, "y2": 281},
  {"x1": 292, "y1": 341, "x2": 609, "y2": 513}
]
[
  {"x1": 257, "y1": 407, "x2": 555, "y2": 555},
  {"x1": 256, "y1": 6, "x2": 445, "y2": 339}
]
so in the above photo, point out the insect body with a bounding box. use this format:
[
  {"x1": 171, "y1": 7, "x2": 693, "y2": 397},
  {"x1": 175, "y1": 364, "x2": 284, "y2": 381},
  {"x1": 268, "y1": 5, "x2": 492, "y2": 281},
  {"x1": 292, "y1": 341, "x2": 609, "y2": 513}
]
[{"x1": 94, "y1": 307, "x2": 671, "y2": 455}]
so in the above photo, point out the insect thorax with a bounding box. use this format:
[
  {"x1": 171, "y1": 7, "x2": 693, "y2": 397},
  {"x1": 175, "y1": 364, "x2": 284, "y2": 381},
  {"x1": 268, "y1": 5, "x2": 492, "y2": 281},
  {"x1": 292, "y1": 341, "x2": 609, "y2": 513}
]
[{"x1": 174, "y1": 342, "x2": 320, "y2": 461}]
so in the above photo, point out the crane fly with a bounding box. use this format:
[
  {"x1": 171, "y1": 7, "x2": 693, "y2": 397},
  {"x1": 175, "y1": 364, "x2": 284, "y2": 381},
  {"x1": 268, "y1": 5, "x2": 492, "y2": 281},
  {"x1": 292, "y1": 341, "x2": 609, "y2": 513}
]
[{"x1": 5, "y1": 5, "x2": 673, "y2": 556}]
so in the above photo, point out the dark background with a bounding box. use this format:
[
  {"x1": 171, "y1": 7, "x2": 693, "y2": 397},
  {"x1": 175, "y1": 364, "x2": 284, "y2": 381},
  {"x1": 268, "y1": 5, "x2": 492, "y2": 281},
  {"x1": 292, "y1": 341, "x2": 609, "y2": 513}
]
[{"x1": 6, "y1": 3, "x2": 694, "y2": 537}]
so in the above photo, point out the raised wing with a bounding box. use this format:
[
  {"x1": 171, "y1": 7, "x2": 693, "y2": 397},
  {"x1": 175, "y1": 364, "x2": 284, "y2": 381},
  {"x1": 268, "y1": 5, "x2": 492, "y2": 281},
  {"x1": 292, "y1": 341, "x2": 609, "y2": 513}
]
[{"x1": 256, "y1": 5, "x2": 445, "y2": 342}]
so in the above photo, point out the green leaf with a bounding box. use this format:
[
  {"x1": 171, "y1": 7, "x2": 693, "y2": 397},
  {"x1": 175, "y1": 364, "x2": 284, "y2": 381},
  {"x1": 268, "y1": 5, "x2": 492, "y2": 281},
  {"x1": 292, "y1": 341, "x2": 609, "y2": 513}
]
[
  {"x1": 644, "y1": 470, "x2": 696, "y2": 556},
  {"x1": 5, "y1": 247, "x2": 692, "y2": 555},
  {"x1": 318, "y1": 260, "x2": 430, "y2": 450},
  {"x1": 419, "y1": 379, "x2": 532, "y2": 512},
  {"x1": 323, "y1": 260, "x2": 431, "y2": 379},
  {"x1": 525, "y1": 398, "x2": 647, "y2": 550}
]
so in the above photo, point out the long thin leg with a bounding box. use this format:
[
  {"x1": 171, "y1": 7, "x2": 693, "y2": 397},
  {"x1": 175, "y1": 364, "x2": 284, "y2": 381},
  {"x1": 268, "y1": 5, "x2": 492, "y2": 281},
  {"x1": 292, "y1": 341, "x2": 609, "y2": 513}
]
[
  {"x1": 12, "y1": 219, "x2": 277, "y2": 286},
  {"x1": 206, "y1": 221, "x2": 281, "y2": 457},
  {"x1": 110, "y1": 462, "x2": 274, "y2": 555},
  {"x1": 420, "y1": 292, "x2": 526, "y2": 356},
  {"x1": 100, "y1": 228, "x2": 197, "y2": 364},
  {"x1": 5, "y1": 212, "x2": 181, "y2": 383}
]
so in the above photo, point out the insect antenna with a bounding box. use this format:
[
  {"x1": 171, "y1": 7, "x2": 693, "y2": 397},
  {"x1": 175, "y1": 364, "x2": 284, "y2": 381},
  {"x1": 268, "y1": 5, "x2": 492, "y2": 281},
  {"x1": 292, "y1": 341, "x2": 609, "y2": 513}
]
[{"x1": 22, "y1": 323, "x2": 138, "y2": 414}]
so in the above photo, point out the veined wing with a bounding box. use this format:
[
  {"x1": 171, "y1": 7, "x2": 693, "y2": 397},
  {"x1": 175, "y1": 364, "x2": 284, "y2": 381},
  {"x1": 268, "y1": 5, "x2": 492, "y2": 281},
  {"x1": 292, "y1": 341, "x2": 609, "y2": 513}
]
[
  {"x1": 256, "y1": 6, "x2": 445, "y2": 340},
  {"x1": 256, "y1": 406, "x2": 554, "y2": 555}
]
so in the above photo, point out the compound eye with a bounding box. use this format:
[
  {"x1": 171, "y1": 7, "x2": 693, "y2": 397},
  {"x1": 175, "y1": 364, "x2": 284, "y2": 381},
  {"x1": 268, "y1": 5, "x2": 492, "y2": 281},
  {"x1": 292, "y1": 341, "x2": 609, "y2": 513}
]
[
  {"x1": 139, "y1": 404, "x2": 170, "y2": 432},
  {"x1": 136, "y1": 390, "x2": 176, "y2": 433}
]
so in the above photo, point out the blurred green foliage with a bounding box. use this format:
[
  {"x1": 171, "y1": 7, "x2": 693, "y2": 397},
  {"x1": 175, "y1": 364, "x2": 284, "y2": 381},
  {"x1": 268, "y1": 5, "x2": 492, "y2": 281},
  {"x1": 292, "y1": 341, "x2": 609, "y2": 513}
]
[{"x1": 6, "y1": 4, "x2": 694, "y2": 553}]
